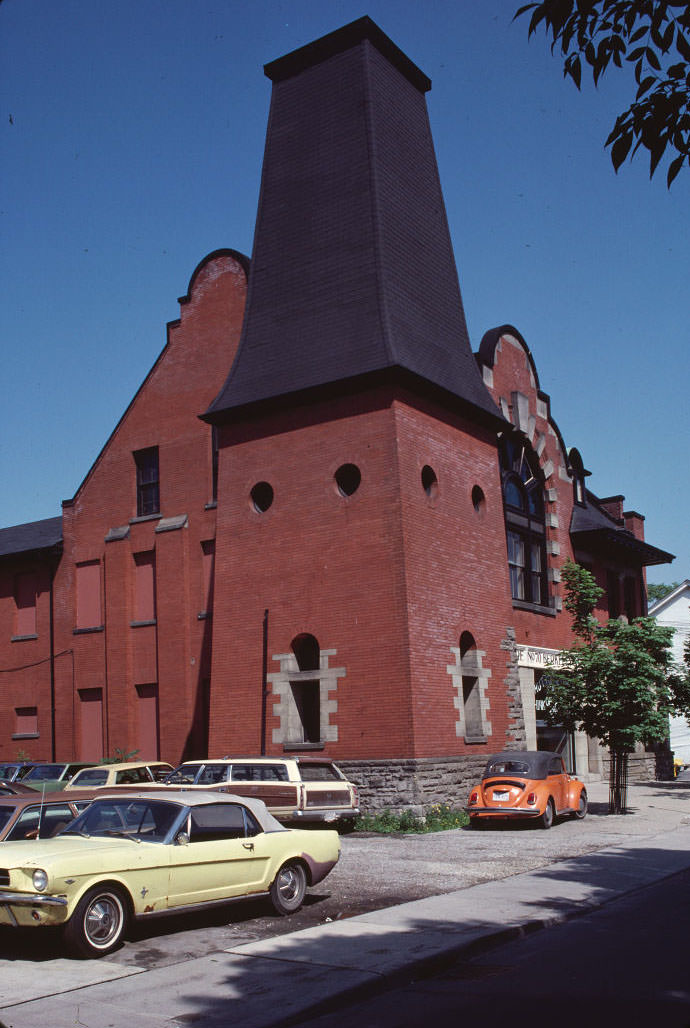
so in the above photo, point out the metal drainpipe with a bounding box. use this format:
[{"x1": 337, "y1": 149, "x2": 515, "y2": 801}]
[
  {"x1": 48, "y1": 551, "x2": 57, "y2": 762},
  {"x1": 261, "y1": 608, "x2": 269, "y2": 756}
]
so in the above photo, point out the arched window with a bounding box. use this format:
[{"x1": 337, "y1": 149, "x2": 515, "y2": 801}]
[
  {"x1": 460, "y1": 632, "x2": 483, "y2": 739},
  {"x1": 289, "y1": 634, "x2": 321, "y2": 744},
  {"x1": 500, "y1": 435, "x2": 548, "y2": 607}
]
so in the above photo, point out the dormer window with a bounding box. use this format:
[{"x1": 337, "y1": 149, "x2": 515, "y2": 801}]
[
  {"x1": 500, "y1": 435, "x2": 548, "y2": 607},
  {"x1": 569, "y1": 448, "x2": 587, "y2": 508}
]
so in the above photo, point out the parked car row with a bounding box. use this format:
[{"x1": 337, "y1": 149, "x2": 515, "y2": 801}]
[
  {"x1": 0, "y1": 749, "x2": 586, "y2": 961},
  {"x1": 2, "y1": 756, "x2": 361, "y2": 829}
]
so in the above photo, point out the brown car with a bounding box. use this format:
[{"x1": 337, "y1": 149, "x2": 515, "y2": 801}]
[{"x1": 0, "y1": 790, "x2": 99, "y2": 842}]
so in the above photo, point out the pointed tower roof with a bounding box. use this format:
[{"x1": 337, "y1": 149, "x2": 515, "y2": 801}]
[{"x1": 205, "y1": 17, "x2": 500, "y2": 424}]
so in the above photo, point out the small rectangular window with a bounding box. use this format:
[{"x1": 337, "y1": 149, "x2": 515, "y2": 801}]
[
  {"x1": 624, "y1": 576, "x2": 638, "y2": 621},
  {"x1": 76, "y1": 562, "x2": 102, "y2": 629},
  {"x1": 201, "y1": 540, "x2": 215, "y2": 613},
  {"x1": 507, "y1": 530, "x2": 547, "y2": 606},
  {"x1": 607, "y1": 570, "x2": 621, "y2": 619},
  {"x1": 14, "y1": 706, "x2": 38, "y2": 738},
  {"x1": 134, "y1": 552, "x2": 156, "y2": 622},
  {"x1": 211, "y1": 426, "x2": 219, "y2": 503},
  {"x1": 134, "y1": 447, "x2": 160, "y2": 517},
  {"x1": 13, "y1": 573, "x2": 37, "y2": 637},
  {"x1": 136, "y1": 684, "x2": 160, "y2": 760},
  {"x1": 507, "y1": 531, "x2": 525, "y2": 600}
]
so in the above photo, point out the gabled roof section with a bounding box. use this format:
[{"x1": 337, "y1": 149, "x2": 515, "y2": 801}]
[
  {"x1": 204, "y1": 17, "x2": 500, "y2": 425},
  {"x1": 570, "y1": 491, "x2": 673, "y2": 568},
  {"x1": 0, "y1": 516, "x2": 63, "y2": 559},
  {"x1": 648, "y1": 579, "x2": 690, "y2": 615}
]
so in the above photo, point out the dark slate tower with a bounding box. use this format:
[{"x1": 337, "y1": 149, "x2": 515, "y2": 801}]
[
  {"x1": 206, "y1": 18, "x2": 515, "y2": 768},
  {"x1": 205, "y1": 16, "x2": 500, "y2": 424}
]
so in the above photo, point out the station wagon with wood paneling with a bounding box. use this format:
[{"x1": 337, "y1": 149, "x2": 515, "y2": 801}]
[{"x1": 163, "y1": 757, "x2": 360, "y2": 830}]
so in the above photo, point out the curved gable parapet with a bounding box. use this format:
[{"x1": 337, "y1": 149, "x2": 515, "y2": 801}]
[
  {"x1": 177, "y1": 248, "x2": 250, "y2": 306},
  {"x1": 477, "y1": 324, "x2": 541, "y2": 393}
]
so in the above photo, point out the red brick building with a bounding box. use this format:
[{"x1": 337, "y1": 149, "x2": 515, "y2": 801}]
[{"x1": 0, "y1": 20, "x2": 673, "y2": 806}]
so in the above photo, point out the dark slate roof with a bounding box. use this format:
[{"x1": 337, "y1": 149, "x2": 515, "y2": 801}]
[
  {"x1": 204, "y1": 17, "x2": 501, "y2": 425},
  {"x1": 570, "y1": 493, "x2": 673, "y2": 567},
  {"x1": 0, "y1": 516, "x2": 63, "y2": 559}
]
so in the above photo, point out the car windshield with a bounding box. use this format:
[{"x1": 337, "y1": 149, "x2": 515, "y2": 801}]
[
  {"x1": 63, "y1": 798, "x2": 183, "y2": 842},
  {"x1": 485, "y1": 759, "x2": 531, "y2": 776},
  {"x1": 23, "y1": 764, "x2": 64, "y2": 781}
]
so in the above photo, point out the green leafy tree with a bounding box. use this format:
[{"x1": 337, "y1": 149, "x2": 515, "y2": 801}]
[
  {"x1": 647, "y1": 580, "x2": 680, "y2": 604},
  {"x1": 540, "y1": 560, "x2": 690, "y2": 813},
  {"x1": 515, "y1": 1, "x2": 690, "y2": 185}
]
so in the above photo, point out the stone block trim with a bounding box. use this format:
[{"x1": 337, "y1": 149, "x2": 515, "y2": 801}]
[
  {"x1": 501, "y1": 626, "x2": 526, "y2": 747},
  {"x1": 269, "y1": 648, "x2": 345, "y2": 746},
  {"x1": 447, "y1": 646, "x2": 492, "y2": 740}
]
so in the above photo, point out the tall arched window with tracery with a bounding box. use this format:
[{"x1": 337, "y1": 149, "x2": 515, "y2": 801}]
[{"x1": 500, "y1": 434, "x2": 548, "y2": 607}]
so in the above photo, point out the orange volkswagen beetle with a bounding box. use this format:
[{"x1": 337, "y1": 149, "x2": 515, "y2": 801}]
[{"x1": 466, "y1": 750, "x2": 587, "y2": 829}]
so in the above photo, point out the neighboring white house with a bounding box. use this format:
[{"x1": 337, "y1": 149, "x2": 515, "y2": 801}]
[{"x1": 649, "y1": 580, "x2": 690, "y2": 764}]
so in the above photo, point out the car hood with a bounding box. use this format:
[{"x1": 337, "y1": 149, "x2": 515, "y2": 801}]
[{"x1": 0, "y1": 835, "x2": 160, "y2": 872}]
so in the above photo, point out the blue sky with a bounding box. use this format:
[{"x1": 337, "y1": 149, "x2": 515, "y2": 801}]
[{"x1": 2, "y1": 0, "x2": 688, "y2": 584}]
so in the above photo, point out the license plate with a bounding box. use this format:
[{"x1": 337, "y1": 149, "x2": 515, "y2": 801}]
[{"x1": 493, "y1": 791, "x2": 509, "y2": 801}]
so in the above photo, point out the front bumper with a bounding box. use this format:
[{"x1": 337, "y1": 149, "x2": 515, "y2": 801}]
[
  {"x1": 0, "y1": 891, "x2": 68, "y2": 928},
  {"x1": 0, "y1": 891, "x2": 67, "y2": 907}
]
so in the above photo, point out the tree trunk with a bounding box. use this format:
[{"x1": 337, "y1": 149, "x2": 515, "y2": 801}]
[{"x1": 608, "y1": 749, "x2": 628, "y2": 814}]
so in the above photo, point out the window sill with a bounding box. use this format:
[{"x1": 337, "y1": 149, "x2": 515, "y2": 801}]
[
  {"x1": 73, "y1": 625, "x2": 105, "y2": 635},
  {"x1": 464, "y1": 735, "x2": 488, "y2": 745},
  {"x1": 130, "y1": 620, "x2": 157, "y2": 628},
  {"x1": 511, "y1": 599, "x2": 556, "y2": 617},
  {"x1": 12, "y1": 732, "x2": 39, "y2": 740},
  {"x1": 11, "y1": 634, "x2": 38, "y2": 643},
  {"x1": 129, "y1": 513, "x2": 161, "y2": 525},
  {"x1": 282, "y1": 742, "x2": 325, "y2": 752}
]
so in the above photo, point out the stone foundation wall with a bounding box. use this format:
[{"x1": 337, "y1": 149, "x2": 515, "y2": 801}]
[
  {"x1": 601, "y1": 750, "x2": 671, "y2": 782},
  {"x1": 337, "y1": 755, "x2": 489, "y2": 816}
]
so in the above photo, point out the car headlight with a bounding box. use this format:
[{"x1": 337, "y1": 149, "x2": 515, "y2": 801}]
[{"x1": 32, "y1": 869, "x2": 48, "y2": 892}]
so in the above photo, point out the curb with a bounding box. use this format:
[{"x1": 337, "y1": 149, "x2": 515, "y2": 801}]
[{"x1": 268, "y1": 862, "x2": 690, "y2": 1027}]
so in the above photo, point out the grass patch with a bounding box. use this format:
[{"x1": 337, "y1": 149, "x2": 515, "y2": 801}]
[{"x1": 355, "y1": 803, "x2": 469, "y2": 834}]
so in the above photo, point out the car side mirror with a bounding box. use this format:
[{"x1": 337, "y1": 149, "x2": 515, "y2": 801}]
[{"x1": 175, "y1": 831, "x2": 190, "y2": 847}]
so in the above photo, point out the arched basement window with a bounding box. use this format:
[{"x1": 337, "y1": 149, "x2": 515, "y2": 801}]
[{"x1": 500, "y1": 435, "x2": 548, "y2": 607}]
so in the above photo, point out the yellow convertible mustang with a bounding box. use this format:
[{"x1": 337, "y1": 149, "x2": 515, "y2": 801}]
[{"x1": 0, "y1": 791, "x2": 340, "y2": 957}]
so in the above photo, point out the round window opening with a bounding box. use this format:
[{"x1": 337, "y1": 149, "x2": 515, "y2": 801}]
[
  {"x1": 250, "y1": 481, "x2": 274, "y2": 513},
  {"x1": 421, "y1": 465, "x2": 438, "y2": 499},
  {"x1": 335, "y1": 463, "x2": 361, "y2": 497},
  {"x1": 472, "y1": 485, "x2": 486, "y2": 515}
]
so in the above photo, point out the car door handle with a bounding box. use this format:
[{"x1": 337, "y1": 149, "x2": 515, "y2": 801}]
[{"x1": 243, "y1": 842, "x2": 254, "y2": 851}]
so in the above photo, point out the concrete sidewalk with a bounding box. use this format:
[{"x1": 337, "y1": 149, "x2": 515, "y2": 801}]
[{"x1": 2, "y1": 784, "x2": 690, "y2": 1028}]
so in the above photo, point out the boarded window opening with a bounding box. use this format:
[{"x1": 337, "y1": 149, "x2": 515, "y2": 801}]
[{"x1": 14, "y1": 573, "x2": 37, "y2": 637}]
